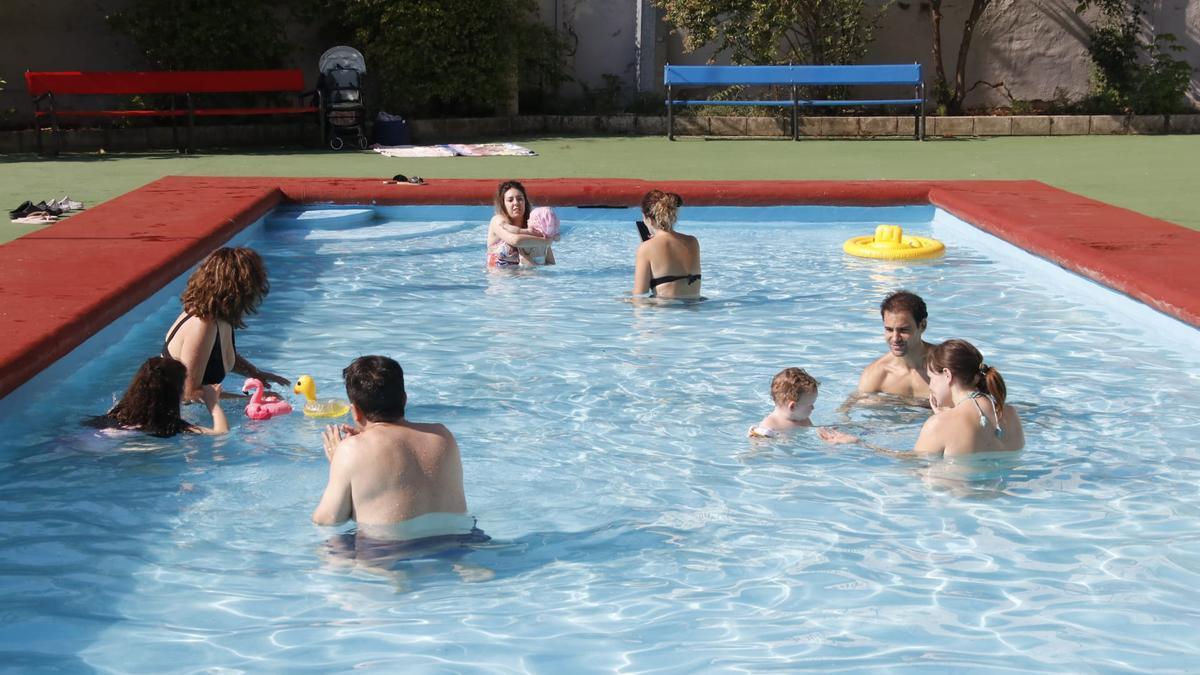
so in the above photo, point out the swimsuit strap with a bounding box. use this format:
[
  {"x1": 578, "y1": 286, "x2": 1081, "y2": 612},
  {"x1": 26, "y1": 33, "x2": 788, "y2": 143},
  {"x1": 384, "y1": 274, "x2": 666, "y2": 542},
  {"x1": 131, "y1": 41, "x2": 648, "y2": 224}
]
[
  {"x1": 966, "y1": 391, "x2": 1004, "y2": 439},
  {"x1": 162, "y1": 313, "x2": 193, "y2": 353},
  {"x1": 649, "y1": 273, "x2": 701, "y2": 289}
]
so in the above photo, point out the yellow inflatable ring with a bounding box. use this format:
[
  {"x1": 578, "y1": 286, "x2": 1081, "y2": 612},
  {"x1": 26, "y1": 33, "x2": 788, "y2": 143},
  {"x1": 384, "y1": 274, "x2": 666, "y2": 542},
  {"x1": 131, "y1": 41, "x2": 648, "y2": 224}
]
[{"x1": 843, "y1": 224, "x2": 945, "y2": 260}]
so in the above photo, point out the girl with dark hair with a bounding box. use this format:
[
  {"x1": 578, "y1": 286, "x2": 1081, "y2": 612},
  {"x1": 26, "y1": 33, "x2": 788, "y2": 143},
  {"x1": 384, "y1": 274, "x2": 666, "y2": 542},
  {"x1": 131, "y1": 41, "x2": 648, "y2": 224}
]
[
  {"x1": 486, "y1": 180, "x2": 556, "y2": 268},
  {"x1": 632, "y1": 189, "x2": 701, "y2": 298},
  {"x1": 88, "y1": 356, "x2": 228, "y2": 437},
  {"x1": 821, "y1": 339, "x2": 1024, "y2": 456},
  {"x1": 163, "y1": 247, "x2": 288, "y2": 402}
]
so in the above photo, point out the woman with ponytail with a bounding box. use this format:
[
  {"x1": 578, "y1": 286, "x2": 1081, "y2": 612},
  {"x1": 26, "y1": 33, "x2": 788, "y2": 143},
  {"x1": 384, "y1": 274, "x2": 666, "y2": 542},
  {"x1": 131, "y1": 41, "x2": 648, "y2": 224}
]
[
  {"x1": 633, "y1": 189, "x2": 701, "y2": 299},
  {"x1": 820, "y1": 339, "x2": 1023, "y2": 456}
]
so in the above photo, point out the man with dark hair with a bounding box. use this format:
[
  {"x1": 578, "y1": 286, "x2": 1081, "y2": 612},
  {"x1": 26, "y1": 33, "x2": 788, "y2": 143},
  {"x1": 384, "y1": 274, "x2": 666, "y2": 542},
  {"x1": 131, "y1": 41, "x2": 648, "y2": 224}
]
[
  {"x1": 855, "y1": 290, "x2": 935, "y2": 400},
  {"x1": 313, "y1": 356, "x2": 468, "y2": 529}
]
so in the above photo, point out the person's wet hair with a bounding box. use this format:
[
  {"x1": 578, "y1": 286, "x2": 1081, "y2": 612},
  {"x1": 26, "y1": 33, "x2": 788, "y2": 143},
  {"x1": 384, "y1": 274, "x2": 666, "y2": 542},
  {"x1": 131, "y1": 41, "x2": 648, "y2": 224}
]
[
  {"x1": 95, "y1": 356, "x2": 193, "y2": 437},
  {"x1": 880, "y1": 289, "x2": 928, "y2": 325},
  {"x1": 926, "y1": 339, "x2": 1008, "y2": 415},
  {"x1": 181, "y1": 247, "x2": 269, "y2": 329},
  {"x1": 640, "y1": 189, "x2": 683, "y2": 232},
  {"x1": 770, "y1": 367, "x2": 819, "y2": 406},
  {"x1": 343, "y1": 355, "x2": 407, "y2": 422},
  {"x1": 493, "y1": 180, "x2": 530, "y2": 225}
]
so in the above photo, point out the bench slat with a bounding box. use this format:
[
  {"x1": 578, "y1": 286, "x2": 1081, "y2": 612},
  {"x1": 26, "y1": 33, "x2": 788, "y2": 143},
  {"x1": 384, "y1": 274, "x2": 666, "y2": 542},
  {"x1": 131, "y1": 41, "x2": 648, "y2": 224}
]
[
  {"x1": 25, "y1": 70, "x2": 308, "y2": 96},
  {"x1": 33, "y1": 109, "x2": 188, "y2": 118},
  {"x1": 665, "y1": 64, "x2": 922, "y2": 86},
  {"x1": 802, "y1": 99, "x2": 924, "y2": 106},
  {"x1": 669, "y1": 100, "x2": 796, "y2": 107},
  {"x1": 193, "y1": 106, "x2": 318, "y2": 116}
]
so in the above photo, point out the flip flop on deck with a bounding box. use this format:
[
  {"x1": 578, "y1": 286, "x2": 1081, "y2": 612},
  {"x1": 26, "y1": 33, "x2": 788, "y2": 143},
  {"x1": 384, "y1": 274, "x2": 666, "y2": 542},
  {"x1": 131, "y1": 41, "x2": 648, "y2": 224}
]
[{"x1": 12, "y1": 211, "x2": 59, "y2": 224}]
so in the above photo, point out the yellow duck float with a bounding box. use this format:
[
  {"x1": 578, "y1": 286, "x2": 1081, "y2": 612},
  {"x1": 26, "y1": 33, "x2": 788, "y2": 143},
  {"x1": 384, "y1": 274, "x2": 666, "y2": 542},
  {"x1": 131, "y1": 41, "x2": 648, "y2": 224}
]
[
  {"x1": 293, "y1": 375, "x2": 351, "y2": 418},
  {"x1": 843, "y1": 224, "x2": 944, "y2": 260}
]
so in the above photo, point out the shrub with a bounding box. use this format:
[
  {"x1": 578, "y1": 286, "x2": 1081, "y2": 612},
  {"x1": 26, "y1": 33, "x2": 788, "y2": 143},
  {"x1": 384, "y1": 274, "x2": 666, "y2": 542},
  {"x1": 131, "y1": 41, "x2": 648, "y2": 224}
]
[
  {"x1": 335, "y1": 0, "x2": 570, "y2": 117},
  {"x1": 107, "y1": 0, "x2": 292, "y2": 70},
  {"x1": 1079, "y1": 0, "x2": 1194, "y2": 114}
]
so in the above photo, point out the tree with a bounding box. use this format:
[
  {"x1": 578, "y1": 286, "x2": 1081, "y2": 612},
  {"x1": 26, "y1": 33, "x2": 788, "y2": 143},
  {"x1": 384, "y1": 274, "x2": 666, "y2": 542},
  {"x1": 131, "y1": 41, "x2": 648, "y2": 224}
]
[
  {"x1": 1076, "y1": 0, "x2": 1193, "y2": 114},
  {"x1": 336, "y1": 0, "x2": 569, "y2": 117},
  {"x1": 655, "y1": 0, "x2": 885, "y2": 67},
  {"x1": 928, "y1": 0, "x2": 993, "y2": 115}
]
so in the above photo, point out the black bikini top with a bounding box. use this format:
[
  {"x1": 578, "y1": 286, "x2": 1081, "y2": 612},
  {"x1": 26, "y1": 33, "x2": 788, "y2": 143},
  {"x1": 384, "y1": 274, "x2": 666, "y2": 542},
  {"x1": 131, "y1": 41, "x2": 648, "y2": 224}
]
[
  {"x1": 162, "y1": 314, "x2": 233, "y2": 385},
  {"x1": 649, "y1": 273, "x2": 701, "y2": 290}
]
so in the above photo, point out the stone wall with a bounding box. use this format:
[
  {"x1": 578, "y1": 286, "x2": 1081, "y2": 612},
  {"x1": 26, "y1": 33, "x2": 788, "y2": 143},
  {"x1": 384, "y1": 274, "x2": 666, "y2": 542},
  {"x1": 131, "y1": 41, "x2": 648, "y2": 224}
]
[{"x1": 3, "y1": 114, "x2": 1198, "y2": 154}]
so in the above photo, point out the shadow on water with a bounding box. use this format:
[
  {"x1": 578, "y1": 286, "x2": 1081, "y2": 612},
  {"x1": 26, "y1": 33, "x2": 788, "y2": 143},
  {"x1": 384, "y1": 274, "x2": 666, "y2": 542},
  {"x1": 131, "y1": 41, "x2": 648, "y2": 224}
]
[{"x1": 320, "y1": 520, "x2": 679, "y2": 589}]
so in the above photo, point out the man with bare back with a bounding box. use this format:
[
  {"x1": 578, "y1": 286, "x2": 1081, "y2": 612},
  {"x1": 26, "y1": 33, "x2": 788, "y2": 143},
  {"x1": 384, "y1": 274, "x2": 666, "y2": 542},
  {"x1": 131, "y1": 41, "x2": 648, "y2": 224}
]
[{"x1": 312, "y1": 356, "x2": 468, "y2": 533}]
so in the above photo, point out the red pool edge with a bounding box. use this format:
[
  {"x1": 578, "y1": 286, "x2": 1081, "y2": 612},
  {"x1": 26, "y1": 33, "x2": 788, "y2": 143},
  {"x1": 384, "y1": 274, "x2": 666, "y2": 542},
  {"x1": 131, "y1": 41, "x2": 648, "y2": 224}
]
[{"x1": 2, "y1": 176, "x2": 1198, "y2": 400}]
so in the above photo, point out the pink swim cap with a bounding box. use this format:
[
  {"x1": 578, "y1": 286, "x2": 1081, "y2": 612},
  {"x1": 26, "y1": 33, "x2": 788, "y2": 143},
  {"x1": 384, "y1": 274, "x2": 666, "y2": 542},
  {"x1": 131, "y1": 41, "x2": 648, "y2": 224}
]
[{"x1": 528, "y1": 207, "x2": 560, "y2": 239}]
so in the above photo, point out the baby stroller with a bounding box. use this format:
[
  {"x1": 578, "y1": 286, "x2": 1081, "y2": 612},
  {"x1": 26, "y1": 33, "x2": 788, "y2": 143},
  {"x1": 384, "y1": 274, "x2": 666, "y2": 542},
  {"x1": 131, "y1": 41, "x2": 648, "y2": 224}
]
[{"x1": 318, "y1": 46, "x2": 368, "y2": 150}]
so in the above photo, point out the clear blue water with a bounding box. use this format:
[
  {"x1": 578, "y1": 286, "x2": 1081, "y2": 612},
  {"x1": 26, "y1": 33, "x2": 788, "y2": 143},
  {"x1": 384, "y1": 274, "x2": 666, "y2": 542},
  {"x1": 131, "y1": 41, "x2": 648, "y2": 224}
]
[{"x1": 2, "y1": 205, "x2": 1199, "y2": 673}]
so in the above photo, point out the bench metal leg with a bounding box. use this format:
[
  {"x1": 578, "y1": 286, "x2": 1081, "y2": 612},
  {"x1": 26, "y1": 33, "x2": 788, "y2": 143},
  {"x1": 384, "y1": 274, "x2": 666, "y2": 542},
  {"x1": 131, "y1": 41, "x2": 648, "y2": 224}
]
[
  {"x1": 792, "y1": 105, "x2": 798, "y2": 141},
  {"x1": 916, "y1": 83, "x2": 926, "y2": 140},
  {"x1": 50, "y1": 113, "x2": 62, "y2": 157},
  {"x1": 667, "y1": 96, "x2": 674, "y2": 140},
  {"x1": 187, "y1": 94, "x2": 195, "y2": 154}
]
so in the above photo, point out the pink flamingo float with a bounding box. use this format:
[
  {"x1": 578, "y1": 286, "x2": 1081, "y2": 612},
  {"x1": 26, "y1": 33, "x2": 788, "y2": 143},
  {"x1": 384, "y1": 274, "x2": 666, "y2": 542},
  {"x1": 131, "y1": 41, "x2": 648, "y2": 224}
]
[{"x1": 242, "y1": 378, "x2": 294, "y2": 420}]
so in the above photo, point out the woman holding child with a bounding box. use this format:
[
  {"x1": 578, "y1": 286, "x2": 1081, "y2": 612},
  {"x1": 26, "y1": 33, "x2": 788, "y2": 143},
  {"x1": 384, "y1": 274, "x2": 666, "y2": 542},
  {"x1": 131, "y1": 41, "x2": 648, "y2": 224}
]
[
  {"x1": 632, "y1": 189, "x2": 701, "y2": 299},
  {"x1": 486, "y1": 180, "x2": 556, "y2": 268}
]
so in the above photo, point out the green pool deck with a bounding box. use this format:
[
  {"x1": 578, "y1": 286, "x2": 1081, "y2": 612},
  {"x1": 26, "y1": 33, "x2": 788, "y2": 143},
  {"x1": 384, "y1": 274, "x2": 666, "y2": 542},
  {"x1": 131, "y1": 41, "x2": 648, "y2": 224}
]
[{"x1": 3, "y1": 134, "x2": 1199, "y2": 245}]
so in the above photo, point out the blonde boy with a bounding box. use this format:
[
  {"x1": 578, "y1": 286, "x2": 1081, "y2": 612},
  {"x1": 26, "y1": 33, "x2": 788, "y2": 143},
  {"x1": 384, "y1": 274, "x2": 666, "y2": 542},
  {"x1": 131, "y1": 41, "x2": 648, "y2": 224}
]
[{"x1": 748, "y1": 368, "x2": 819, "y2": 438}]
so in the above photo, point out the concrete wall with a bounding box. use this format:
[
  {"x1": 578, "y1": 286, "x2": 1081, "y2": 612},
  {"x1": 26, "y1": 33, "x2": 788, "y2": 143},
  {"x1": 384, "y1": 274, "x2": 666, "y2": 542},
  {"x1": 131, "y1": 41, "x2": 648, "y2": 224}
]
[{"x1": 864, "y1": 0, "x2": 1200, "y2": 109}]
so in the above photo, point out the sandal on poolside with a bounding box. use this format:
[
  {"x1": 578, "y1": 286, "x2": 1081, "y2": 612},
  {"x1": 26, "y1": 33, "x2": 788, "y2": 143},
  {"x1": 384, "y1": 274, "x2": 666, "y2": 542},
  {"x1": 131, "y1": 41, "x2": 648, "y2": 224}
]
[
  {"x1": 9, "y1": 200, "x2": 35, "y2": 219},
  {"x1": 11, "y1": 211, "x2": 58, "y2": 224},
  {"x1": 34, "y1": 201, "x2": 64, "y2": 217},
  {"x1": 390, "y1": 174, "x2": 426, "y2": 185},
  {"x1": 50, "y1": 196, "x2": 85, "y2": 211}
]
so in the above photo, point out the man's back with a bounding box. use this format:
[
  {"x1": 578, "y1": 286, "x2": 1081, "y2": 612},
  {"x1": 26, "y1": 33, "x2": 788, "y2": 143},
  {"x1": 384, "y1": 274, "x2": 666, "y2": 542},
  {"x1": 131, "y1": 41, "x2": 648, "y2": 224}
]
[{"x1": 313, "y1": 420, "x2": 467, "y2": 526}]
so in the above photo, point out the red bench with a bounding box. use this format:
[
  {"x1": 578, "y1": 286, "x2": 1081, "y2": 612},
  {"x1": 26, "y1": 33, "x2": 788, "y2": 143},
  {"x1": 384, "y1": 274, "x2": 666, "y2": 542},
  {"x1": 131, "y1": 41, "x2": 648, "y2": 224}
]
[{"x1": 25, "y1": 69, "x2": 320, "y2": 154}]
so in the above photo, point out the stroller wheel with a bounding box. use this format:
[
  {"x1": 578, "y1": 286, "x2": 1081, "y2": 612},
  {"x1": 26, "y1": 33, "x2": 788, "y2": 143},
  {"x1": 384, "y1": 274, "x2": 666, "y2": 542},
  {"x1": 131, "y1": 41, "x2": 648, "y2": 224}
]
[
  {"x1": 329, "y1": 136, "x2": 344, "y2": 151},
  {"x1": 357, "y1": 135, "x2": 369, "y2": 150}
]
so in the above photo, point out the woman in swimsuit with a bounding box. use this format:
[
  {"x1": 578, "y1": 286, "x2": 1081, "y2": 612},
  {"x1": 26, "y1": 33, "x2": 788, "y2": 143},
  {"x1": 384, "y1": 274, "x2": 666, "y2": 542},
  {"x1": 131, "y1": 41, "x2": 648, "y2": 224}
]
[
  {"x1": 162, "y1": 247, "x2": 288, "y2": 404},
  {"x1": 88, "y1": 356, "x2": 228, "y2": 436},
  {"x1": 632, "y1": 189, "x2": 701, "y2": 299},
  {"x1": 486, "y1": 180, "x2": 555, "y2": 268},
  {"x1": 821, "y1": 339, "x2": 1024, "y2": 456}
]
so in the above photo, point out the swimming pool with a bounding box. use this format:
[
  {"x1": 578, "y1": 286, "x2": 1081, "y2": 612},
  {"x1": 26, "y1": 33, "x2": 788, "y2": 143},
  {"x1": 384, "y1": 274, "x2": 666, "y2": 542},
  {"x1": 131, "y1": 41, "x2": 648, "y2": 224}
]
[{"x1": 1, "y1": 203, "x2": 1198, "y2": 672}]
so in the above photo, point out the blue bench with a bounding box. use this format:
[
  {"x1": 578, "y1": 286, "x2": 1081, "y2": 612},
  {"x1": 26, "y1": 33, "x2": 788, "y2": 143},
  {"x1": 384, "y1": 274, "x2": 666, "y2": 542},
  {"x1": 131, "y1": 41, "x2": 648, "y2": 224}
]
[{"x1": 664, "y1": 64, "x2": 925, "y2": 141}]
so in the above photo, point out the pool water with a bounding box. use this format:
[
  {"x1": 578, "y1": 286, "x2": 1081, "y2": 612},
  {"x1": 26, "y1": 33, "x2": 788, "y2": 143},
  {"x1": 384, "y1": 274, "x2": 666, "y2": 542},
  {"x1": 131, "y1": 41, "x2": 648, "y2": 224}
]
[{"x1": 1, "y1": 205, "x2": 1198, "y2": 672}]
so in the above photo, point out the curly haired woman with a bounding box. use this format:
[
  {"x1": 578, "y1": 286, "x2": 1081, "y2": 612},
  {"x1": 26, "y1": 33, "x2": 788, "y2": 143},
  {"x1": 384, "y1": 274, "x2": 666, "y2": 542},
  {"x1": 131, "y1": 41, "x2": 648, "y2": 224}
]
[{"x1": 162, "y1": 247, "x2": 288, "y2": 402}]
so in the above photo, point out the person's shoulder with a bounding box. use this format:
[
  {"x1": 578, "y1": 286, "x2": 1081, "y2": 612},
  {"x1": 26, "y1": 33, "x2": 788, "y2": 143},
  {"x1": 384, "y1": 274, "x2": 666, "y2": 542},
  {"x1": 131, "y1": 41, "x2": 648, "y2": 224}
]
[
  {"x1": 405, "y1": 420, "x2": 456, "y2": 441},
  {"x1": 859, "y1": 354, "x2": 889, "y2": 381}
]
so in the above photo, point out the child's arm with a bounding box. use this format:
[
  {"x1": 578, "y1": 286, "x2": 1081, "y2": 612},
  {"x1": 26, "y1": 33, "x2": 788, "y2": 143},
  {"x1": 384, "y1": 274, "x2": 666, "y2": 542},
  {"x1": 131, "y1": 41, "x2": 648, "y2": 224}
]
[
  {"x1": 195, "y1": 384, "x2": 230, "y2": 435},
  {"x1": 492, "y1": 218, "x2": 549, "y2": 247}
]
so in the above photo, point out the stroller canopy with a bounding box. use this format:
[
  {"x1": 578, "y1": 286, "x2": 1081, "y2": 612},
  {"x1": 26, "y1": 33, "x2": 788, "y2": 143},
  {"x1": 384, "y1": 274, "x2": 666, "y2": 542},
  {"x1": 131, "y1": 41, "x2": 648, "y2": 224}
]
[{"x1": 319, "y1": 46, "x2": 366, "y2": 75}]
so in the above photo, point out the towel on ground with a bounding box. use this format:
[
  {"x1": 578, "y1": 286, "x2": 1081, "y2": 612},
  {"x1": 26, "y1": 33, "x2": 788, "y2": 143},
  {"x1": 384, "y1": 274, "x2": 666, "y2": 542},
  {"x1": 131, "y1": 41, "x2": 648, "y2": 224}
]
[{"x1": 373, "y1": 143, "x2": 536, "y2": 158}]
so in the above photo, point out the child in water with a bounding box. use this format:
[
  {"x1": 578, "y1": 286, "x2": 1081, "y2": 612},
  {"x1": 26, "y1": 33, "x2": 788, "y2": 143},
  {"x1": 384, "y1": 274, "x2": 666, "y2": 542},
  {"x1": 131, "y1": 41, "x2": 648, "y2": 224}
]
[
  {"x1": 88, "y1": 356, "x2": 228, "y2": 437},
  {"x1": 748, "y1": 367, "x2": 819, "y2": 438},
  {"x1": 496, "y1": 206, "x2": 559, "y2": 266}
]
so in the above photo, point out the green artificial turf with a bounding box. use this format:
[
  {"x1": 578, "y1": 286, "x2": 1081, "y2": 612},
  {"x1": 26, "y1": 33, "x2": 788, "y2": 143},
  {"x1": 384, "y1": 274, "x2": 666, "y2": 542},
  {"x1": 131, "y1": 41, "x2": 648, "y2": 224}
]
[{"x1": 3, "y1": 134, "x2": 1199, "y2": 245}]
